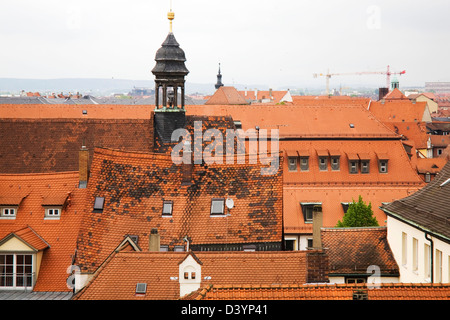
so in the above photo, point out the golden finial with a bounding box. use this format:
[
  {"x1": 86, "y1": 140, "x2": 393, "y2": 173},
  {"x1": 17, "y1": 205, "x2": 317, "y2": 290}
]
[{"x1": 168, "y1": 1, "x2": 174, "y2": 32}]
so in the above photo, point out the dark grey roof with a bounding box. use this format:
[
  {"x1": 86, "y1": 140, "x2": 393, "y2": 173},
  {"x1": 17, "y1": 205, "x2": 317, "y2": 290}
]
[
  {"x1": 381, "y1": 161, "x2": 450, "y2": 241},
  {"x1": 0, "y1": 97, "x2": 45, "y2": 104},
  {"x1": 152, "y1": 32, "x2": 189, "y2": 76},
  {"x1": 0, "y1": 291, "x2": 73, "y2": 300}
]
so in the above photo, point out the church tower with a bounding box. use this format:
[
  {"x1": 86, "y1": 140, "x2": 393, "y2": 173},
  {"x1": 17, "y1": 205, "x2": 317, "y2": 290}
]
[
  {"x1": 215, "y1": 63, "x2": 224, "y2": 90},
  {"x1": 152, "y1": 8, "x2": 189, "y2": 111},
  {"x1": 152, "y1": 7, "x2": 189, "y2": 144}
]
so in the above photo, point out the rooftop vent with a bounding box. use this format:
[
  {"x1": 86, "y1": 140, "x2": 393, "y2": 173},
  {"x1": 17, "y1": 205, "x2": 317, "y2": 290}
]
[
  {"x1": 440, "y1": 178, "x2": 450, "y2": 187},
  {"x1": 135, "y1": 283, "x2": 147, "y2": 294},
  {"x1": 82, "y1": 110, "x2": 87, "y2": 115},
  {"x1": 349, "y1": 123, "x2": 355, "y2": 128}
]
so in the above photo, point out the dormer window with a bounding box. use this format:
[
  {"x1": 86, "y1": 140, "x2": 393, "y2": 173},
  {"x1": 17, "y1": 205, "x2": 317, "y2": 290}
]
[
  {"x1": 210, "y1": 198, "x2": 225, "y2": 216},
  {"x1": 162, "y1": 200, "x2": 173, "y2": 216},
  {"x1": 0, "y1": 207, "x2": 17, "y2": 219},
  {"x1": 319, "y1": 157, "x2": 328, "y2": 171},
  {"x1": 379, "y1": 160, "x2": 388, "y2": 173},
  {"x1": 349, "y1": 160, "x2": 358, "y2": 174},
  {"x1": 361, "y1": 160, "x2": 370, "y2": 174},
  {"x1": 44, "y1": 207, "x2": 61, "y2": 220},
  {"x1": 300, "y1": 157, "x2": 309, "y2": 171},
  {"x1": 331, "y1": 156, "x2": 340, "y2": 171},
  {"x1": 288, "y1": 157, "x2": 297, "y2": 172}
]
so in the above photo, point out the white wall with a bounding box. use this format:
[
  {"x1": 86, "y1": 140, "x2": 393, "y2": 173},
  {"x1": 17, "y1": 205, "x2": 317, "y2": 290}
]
[{"x1": 387, "y1": 216, "x2": 450, "y2": 283}]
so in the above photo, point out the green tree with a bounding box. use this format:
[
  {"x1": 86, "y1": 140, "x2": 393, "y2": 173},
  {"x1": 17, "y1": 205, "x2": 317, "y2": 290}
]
[{"x1": 336, "y1": 195, "x2": 379, "y2": 227}]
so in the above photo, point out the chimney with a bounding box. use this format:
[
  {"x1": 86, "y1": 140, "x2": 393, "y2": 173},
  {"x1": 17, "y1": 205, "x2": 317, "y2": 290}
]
[
  {"x1": 378, "y1": 87, "x2": 389, "y2": 101},
  {"x1": 181, "y1": 140, "x2": 193, "y2": 186},
  {"x1": 79, "y1": 145, "x2": 89, "y2": 188},
  {"x1": 312, "y1": 205, "x2": 323, "y2": 249},
  {"x1": 149, "y1": 228, "x2": 160, "y2": 251},
  {"x1": 269, "y1": 88, "x2": 273, "y2": 99}
]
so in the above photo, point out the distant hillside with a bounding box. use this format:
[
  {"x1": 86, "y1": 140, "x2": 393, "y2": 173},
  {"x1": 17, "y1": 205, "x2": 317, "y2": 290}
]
[
  {"x1": 0, "y1": 78, "x2": 222, "y2": 96},
  {"x1": 0, "y1": 78, "x2": 277, "y2": 96}
]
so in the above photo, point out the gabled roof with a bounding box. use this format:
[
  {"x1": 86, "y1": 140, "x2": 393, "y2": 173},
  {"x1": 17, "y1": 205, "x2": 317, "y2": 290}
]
[
  {"x1": 416, "y1": 158, "x2": 449, "y2": 174},
  {"x1": 0, "y1": 226, "x2": 50, "y2": 251},
  {"x1": 321, "y1": 227, "x2": 399, "y2": 276},
  {"x1": 384, "y1": 88, "x2": 408, "y2": 100},
  {"x1": 184, "y1": 283, "x2": 450, "y2": 300},
  {"x1": 75, "y1": 147, "x2": 283, "y2": 274},
  {"x1": 381, "y1": 161, "x2": 450, "y2": 242},
  {"x1": 204, "y1": 86, "x2": 248, "y2": 105}
]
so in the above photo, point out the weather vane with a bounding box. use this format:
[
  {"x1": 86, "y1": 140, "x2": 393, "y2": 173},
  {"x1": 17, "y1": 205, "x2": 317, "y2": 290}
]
[{"x1": 168, "y1": 0, "x2": 174, "y2": 32}]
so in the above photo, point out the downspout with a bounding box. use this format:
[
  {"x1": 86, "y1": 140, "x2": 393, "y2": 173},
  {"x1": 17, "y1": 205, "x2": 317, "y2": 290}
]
[{"x1": 425, "y1": 232, "x2": 434, "y2": 283}]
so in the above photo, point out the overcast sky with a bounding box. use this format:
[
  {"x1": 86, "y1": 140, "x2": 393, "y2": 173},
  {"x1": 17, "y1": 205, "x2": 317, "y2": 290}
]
[{"x1": 1, "y1": 0, "x2": 450, "y2": 90}]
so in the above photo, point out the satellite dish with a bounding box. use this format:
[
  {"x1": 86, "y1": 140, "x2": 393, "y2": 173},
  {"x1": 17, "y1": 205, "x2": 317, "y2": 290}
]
[{"x1": 225, "y1": 198, "x2": 234, "y2": 209}]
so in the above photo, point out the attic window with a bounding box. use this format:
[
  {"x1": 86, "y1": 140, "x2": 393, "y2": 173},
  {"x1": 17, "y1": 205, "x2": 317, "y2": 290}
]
[
  {"x1": 162, "y1": 200, "x2": 173, "y2": 216},
  {"x1": 378, "y1": 160, "x2": 388, "y2": 173},
  {"x1": 210, "y1": 198, "x2": 225, "y2": 215},
  {"x1": 44, "y1": 207, "x2": 61, "y2": 220},
  {"x1": 288, "y1": 157, "x2": 297, "y2": 172},
  {"x1": 361, "y1": 160, "x2": 370, "y2": 174},
  {"x1": 0, "y1": 207, "x2": 17, "y2": 219},
  {"x1": 301, "y1": 203, "x2": 321, "y2": 222},
  {"x1": 135, "y1": 283, "x2": 147, "y2": 294},
  {"x1": 93, "y1": 197, "x2": 105, "y2": 211}
]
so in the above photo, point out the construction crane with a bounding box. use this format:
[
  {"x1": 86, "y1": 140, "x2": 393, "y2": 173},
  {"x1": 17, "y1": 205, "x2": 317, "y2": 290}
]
[{"x1": 313, "y1": 65, "x2": 406, "y2": 95}]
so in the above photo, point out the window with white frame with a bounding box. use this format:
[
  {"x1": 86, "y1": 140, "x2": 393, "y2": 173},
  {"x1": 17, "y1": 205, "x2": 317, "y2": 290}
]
[
  {"x1": 436, "y1": 249, "x2": 442, "y2": 283},
  {"x1": 379, "y1": 160, "x2": 388, "y2": 173},
  {"x1": 162, "y1": 200, "x2": 173, "y2": 216},
  {"x1": 413, "y1": 238, "x2": 418, "y2": 272},
  {"x1": 424, "y1": 244, "x2": 431, "y2": 279},
  {"x1": 44, "y1": 207, "x2": 61, "y2": 219},
  {"x1": 0, "y1": 254, "x2": 33, "y2": 289},
  {"x1": 0, "y1": 207, "x2": 17, "y2": 219}
]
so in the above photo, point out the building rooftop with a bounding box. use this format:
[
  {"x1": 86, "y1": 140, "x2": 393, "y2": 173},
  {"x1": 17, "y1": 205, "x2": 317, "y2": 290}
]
[
  {"x1": 381, "y1": 161, "x2": 450, "y2": 241},
  {"x1": 321, "y1": 227, "x2": 399, "y2": 276},
  {"x1": 184, "y1": 282, "x2": 450, "y2": 300},
  {"x1": 75, "y1": 147, "x2": 283, "y2": 274}
]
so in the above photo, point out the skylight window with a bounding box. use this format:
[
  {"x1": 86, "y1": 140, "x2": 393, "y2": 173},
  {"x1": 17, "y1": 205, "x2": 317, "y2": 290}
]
[
  {"x1": 162, "y1": 200, "x2": 173, "y2": 216},
  {"x1": 93, "y1": 197, "x2": 105, "y2": 211},
  {"x1": 135, "y1": 283, "x2": 147, "y2": 294},
  {"x1": 210, "y1": 198, "x2": 225, "y2": 215}
]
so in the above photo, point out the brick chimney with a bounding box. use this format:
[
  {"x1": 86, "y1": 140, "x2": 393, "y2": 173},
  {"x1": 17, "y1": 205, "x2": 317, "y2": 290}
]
[
  {"x1": 312, "y1": 205, "x2": 323, "y2": 249},
  {"x1": 149, "y1": 228, "x2": 160, "y2": 251},
  {"x1": 79, "y1": 145, "x2": 89, "y2": 188}
]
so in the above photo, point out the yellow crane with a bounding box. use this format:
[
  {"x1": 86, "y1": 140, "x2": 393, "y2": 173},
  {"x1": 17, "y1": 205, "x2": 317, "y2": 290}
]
[{"x1": 313, "y1": 65, "x2": 406, "y2": 95}]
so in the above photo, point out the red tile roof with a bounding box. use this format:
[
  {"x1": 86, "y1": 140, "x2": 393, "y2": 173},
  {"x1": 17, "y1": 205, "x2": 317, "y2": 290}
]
[
  {"x1": 75, "y1": 147, "x2": 284, "y2": 274},
  {"x1": 383, "y1": 88, "x2": 408, "y2": 100},
  {"x1": 185, "y1": 283, "x2": 450, "y2": 300},
  {"x1": 73, "y1": 250, "x2": 312, "y2": 300},
  {"x1": 0, "y1": 117, "x2": 154, "y2": 173},
  {"x1": 321, "y1": 227, "x2": 399, "y2": 276},
  {"x1": 204, "y1": 87, "x2": 248, "y2": 105},
  {"x1": 368, "y1": 100, "x2": 429, "y2": 123},
  {"x1": 186, "y1": 104, "x2": 399, "y2": 139},
  {"x1": 282, "y1": 139, "x2": 424, "y2": 232},
  {"x1": 0, "y1": 172, "x2": 86, "y2": 292}
]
